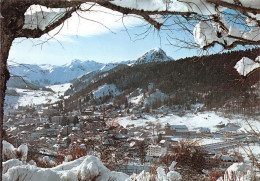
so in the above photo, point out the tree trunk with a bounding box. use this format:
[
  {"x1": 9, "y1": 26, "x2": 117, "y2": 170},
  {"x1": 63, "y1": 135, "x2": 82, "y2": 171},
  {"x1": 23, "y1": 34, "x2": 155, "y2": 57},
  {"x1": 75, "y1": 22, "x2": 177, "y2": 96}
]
[
  {"x1": 0, "y1": 35, "x2": 12, "y2": 118},
  {"x1": 1, "y1": 2, "x2": 27, "y2": 174},
  {"x1": 1, "y1": 19, "x2": 14, "y2": 177}
]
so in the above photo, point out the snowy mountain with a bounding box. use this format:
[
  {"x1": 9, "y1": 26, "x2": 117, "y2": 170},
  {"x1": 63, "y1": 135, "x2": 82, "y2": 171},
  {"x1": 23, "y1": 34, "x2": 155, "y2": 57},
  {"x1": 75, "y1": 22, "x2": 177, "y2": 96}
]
[
  {"x1": 7, "y1": 60, "x2": 128, "y2": 88},
  {"x1": 135, "y1": 48, "x2": 173, "y2": 64},
  {"x1": 8, "y1": 60, "x2": 102, "y2": 87},
  {"x1": 64, "y1": 48, "x2": 174, "y2": 95},
  {"x1": 7, "y1": 48, "x2": 172, "y2": 88}
]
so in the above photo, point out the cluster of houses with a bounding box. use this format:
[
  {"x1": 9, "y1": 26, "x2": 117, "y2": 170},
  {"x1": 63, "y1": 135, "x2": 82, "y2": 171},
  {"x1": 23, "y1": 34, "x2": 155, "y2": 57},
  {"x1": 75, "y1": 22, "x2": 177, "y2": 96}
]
[{"x1": 3, "y1": 105, "x2": 259, "y2": 175}]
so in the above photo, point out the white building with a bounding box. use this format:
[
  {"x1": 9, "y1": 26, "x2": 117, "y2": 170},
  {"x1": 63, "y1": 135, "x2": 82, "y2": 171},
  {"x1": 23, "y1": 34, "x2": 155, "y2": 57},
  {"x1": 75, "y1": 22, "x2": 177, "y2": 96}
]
[{"x1": 146, "y1": 145, "x2": 167, "y2": 157}]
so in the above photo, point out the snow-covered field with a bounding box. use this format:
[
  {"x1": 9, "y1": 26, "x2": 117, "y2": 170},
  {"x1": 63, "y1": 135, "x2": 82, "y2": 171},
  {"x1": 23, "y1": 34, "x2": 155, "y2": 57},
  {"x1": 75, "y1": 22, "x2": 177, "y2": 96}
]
[
  {"x1": 118, "y1": 111, "x2": 260, "y2": 158},
  {"x1": 4, "y1": 83, "x2": 71, "y2": 112},
  {"x1": 117, "y1": 111, "x2": 260, "y2": 133},
  {"x1": 47, "y1": 83, "x2": 71, "y2": 96}
]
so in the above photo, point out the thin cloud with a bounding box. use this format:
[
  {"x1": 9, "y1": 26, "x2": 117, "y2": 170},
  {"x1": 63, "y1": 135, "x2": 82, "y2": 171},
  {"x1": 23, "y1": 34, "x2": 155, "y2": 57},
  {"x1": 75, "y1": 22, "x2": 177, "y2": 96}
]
[{"x1": 38, "y1": 3, "x2": 144, "y2": 41}]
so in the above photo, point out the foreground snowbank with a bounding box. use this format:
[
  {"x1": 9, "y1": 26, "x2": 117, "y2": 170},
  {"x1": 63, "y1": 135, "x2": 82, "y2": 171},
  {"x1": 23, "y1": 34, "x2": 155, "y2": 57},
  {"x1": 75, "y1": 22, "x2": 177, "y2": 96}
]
[
  {"x1": 2, "y1": 141, "x2": 132, "y2": 181},
  {"x1": 3, "y1": 140, "x2": 259, "y2": 181},
  {"x1": 3, "y1": 155, "x2": 131, "y2": 181},
  {"x1": 2, "y1": 142, "x2": 182, "y2": 181},
  {"x1": 217, "y1": 162, "x2": 260, "y2": 181},
  {"x1": 2, "y1": 140, "x2": 28, "y2": 162}
]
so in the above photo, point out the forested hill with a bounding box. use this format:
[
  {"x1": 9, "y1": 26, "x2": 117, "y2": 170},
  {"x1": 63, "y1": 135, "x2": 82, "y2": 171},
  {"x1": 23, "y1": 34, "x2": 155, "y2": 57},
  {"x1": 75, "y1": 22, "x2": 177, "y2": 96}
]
[{"x1": 65, "y1": 48, "x2": 259, "y2": 114}]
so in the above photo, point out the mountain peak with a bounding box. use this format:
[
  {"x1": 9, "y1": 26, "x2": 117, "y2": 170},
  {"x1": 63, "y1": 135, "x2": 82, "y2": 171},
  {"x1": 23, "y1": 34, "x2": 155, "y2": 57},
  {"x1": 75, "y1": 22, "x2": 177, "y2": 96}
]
[
  {"x1": 135, "y1": 48, "x2": 173, "y2": 64},
  {"x1": 64, "y1": 59, "x2": 103, "y2": 69}
]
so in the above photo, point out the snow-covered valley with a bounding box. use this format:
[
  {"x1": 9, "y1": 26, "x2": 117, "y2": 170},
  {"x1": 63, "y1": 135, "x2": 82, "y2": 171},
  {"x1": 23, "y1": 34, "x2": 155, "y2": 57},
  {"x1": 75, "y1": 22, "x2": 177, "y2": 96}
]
[{"x1": 3, "y1": 48, "x2": 260, "y2": 181}]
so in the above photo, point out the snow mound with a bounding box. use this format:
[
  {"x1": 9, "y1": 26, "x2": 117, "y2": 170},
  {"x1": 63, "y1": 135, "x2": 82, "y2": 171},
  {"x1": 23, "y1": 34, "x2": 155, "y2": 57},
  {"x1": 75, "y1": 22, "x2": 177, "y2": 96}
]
[
  {"x1": 2, "y1": 140, "x2": 16, "y2": 161},
  {"x1": 3, "y1": 155, "x2": 131, "y2": 181},
  {"x1": 217, "y1": 162, "x2": 260, "y2": 181},
  {"x1": 2, "y1": 140, "x2": 28, "y2": 162},
  {"x1": 64, "y1": 155, "x2": 73, "y2": 162},
  {"x1": 163, "y1": 162, "x2": 182, "y2": 181},
  {"x1": 78, "y1": 156, "x2": 110, "y2": 180},
  {"x1": 169, "y1": 161, "x2": 177, "y2": 171},
  {"x1": 2, "y1": 147, "x2": 183, "y2": 181},
  {"x1": 17, "y1": 144, "x2": 28, "y2": 162},
  {"x1": 157, "y1": 167, "x2": 167, "y2": 181},
  {"x1": 3, "y1": 165, "x2": 61, "y2": 181},
  {"x1": 167, "y1": 171, "x2": 182, "y2": 181},
  {"x1": 3, "y1": 159, "x2": 23, "y2": 174}
]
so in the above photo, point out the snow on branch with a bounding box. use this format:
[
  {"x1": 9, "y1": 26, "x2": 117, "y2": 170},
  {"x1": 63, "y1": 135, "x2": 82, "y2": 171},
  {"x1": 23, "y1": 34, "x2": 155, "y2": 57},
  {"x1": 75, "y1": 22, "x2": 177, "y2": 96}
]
[
  {"x1": 23, "y1": 7, "x2": 70, "y2": 31},
  {"x1": 193, "y1": 20, "x2": 260, "y2": 49},
  {"x1": 111, "y1": 0, "x2": 225, "y2": 15},
  {"x1": 234, "y1": 56, "x2": 260, "y2": 76},
  {"x1": 13, "y1": 0, "x2": 260, "y2": 49},
  {"x1": 105, "y1": 0, "x2": 260, "y2": 49},
  {"x1": 19, "y1": 5, "x2": 79, "y2": 38}
]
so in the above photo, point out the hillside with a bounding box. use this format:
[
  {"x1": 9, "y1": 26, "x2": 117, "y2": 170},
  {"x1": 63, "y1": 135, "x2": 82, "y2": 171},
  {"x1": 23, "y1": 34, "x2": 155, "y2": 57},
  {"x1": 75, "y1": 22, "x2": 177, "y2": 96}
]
[{"x1": 64, "y1": 48, "x2": 259, "y2": 116}]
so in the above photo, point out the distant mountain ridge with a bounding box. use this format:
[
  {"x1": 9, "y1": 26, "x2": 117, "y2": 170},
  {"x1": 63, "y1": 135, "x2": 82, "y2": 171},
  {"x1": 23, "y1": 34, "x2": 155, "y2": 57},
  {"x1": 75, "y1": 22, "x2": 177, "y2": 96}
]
[
  {"x1": 8, "y1": 60, "x2": 103, "y2": 87},
  {"x1": 8, "y1": 60, "x2": 134, "y2": 88},
  {"x1": 7, "y1": 48, "x2": 171, "y2": 88}
]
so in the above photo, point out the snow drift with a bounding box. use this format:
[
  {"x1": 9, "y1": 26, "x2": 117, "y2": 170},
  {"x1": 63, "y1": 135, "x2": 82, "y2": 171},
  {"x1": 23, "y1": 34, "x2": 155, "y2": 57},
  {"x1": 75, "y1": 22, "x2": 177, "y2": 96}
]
[
  {"x1": 2, "y1": 141, "x2": 184, "y2": 181},
  {"x1": 3, "y1": 155, "x2": 131, "y2": 181},
  {"x1": 2, "y1": 140, "x2": 28, "y2": 162}
]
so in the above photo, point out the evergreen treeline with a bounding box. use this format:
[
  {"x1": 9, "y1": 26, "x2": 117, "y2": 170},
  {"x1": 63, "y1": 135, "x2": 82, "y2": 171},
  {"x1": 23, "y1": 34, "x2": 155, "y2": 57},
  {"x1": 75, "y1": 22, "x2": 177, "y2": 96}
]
[{"x1": 65, "y1": 48, "x2": 259, "y2": 115}]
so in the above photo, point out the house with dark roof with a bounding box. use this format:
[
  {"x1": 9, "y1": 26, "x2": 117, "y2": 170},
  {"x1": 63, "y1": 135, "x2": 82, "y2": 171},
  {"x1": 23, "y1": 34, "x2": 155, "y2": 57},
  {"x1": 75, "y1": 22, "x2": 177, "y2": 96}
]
[{"x1": 165, "y1": 123, "x2": 190, "y2": 135}]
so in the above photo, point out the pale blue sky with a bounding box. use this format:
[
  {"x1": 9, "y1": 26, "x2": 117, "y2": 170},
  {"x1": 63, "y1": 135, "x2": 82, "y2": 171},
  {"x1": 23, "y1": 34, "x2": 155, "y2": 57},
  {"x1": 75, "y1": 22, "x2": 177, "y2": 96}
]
[
  {"x1": 8, "y1": 6, "x2": 212, "y2": 66},
  {"x1": 8, "y1": 5, "x2": 250, "y2": 66},
  {"x1": 9, "y1": 27, "x2": 201, "y2": 65}
]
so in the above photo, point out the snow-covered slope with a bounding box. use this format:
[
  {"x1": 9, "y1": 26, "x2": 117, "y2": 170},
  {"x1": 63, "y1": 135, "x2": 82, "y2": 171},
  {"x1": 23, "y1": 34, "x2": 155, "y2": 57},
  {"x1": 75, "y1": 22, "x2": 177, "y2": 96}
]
[
  {"x1": 135, "y1": 48, "x2": 173, "y2": 64},
  {"x1": 93, "y1": 84, "x2": 123, "y2": 99}
]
